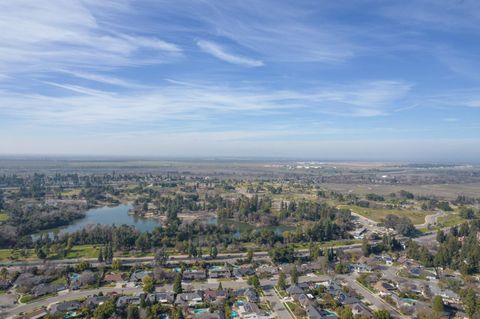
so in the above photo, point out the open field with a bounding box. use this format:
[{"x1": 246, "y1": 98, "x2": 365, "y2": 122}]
[
  {"x1": 326, "y1": 183, "x2": 480, "y2": 199},
  {"x1": 65, "y1": 245, "x2": 101, "y2": 259},
  {"x1": 0, "y1": 211, "x2": 9, "y2": 221},
  {"x1": 0, "y1": 245, "x2": 101, "y2": 261},
  {"x1": 338, "y1": 204, "x2": 429, "y2": 224}
]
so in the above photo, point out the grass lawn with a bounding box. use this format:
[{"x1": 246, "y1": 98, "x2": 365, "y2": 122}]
[
  {"x1": 61, "y1": 188, "x2": 82, "y2": 196},
  {"x1": 0, "y1": 249, "x2": 36, "y2": 261},
  {"x1": 65, "y1": 245, "x2": 100, "y2": 259},
  {"x1": 436, "y1": 213, "x2": 465, "y2": 228},
  {"x1": 285, "y1": 301, "x2": 298, "y2": 312},
  {"x1": 290, "y1": 239, "x2": 361, "y2": 250},
  {"x1": 19, "y1": 293, "x2": 55, "y2": 304},
  {"x1": 339, "y1": 204, "x2": 428, "y2": 224},
  {"x1": 0, "y1": 212, "x2": 9, "y2": 222},
  {"x1": 51, "y1": 277, "x2": 67, "y2": 284},
  {"x1": 276, "y1": 289, "x2": 287, "y2": 298}
]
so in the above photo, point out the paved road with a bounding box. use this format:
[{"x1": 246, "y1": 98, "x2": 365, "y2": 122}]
[
  {"x1": 339, "y1": 274, "x2": 407, "y2": 319},
  {"x1": 2, "y1": 274, "x2": 330, "y2": 319},
  {"x1": 0, "y1": 243, "x2": 363, "y2": 268},
  {"x1": 261, "y1": 283, "x2": 292, "y2": 319},
  {"x1": 415, "y1": 210, "x2": 447, "y2": 229},
  {"x1": 2, "y1": 279, "x2": 254, "y2": 318}
]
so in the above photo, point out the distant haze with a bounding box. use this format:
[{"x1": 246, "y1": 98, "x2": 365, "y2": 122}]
[{"x1": 1, "y1": 1, "x2": 480, "y2": 161}]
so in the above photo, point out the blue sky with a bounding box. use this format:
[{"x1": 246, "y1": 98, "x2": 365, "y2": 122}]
[{"x1": 1, "y1": 0, "x2": 480, "y2": 161}]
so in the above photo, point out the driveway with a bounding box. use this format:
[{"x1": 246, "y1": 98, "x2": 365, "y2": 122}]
[{"x1": 261, "y1": 281, "x2": 292, "y2": 319}]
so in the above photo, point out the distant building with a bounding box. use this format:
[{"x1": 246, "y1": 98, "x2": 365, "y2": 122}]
[{"x1": 183, "y1": 269, "x2": 207, "y2": 281}]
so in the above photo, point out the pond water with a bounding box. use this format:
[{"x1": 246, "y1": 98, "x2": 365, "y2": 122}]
[
  {"x1": 35, "y1": 204, "x2": 161, "y2": 238},
  {"x1": 35, "y1": 203, "x2": 293, "y2": 238}
]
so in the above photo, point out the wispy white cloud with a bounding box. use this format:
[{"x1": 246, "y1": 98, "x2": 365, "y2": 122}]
[
  {"x1": 153, "y1": 0, "x2": 355, "y2": 63},
  {"x1": 42, "y1": 81, "x2": 114, "y2": 97},
  {"x1": 59, "y1": 70, "x2": 147, "y2": 89},
  {"x1": 0, "y1": 79, "x2": 413, "y2": 131},
  {"x1": 197, "y1": 40, "x2": 263, "y2": 67},
  {"x1": 0, "y1": 0, "x2": 182, "y2": 75}
]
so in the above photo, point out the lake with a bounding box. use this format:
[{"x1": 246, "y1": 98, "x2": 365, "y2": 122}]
[
  {"x1": 35, "y1": 203, "x2": 293, "y2": 238},
  {"x1": 35, "y1": 204, "x2": 161, "y2": 238}
]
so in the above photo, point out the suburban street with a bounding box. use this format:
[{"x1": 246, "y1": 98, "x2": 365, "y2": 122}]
[
  {"x1": 262, "y1": 283, "x2": 292, "y2": 319},
  {"x1": 339, "y1": 274, "x2": 407, "y2": 319},
  {"x1": 2, "y1": 274, "x2": 329, "y2": 319}
]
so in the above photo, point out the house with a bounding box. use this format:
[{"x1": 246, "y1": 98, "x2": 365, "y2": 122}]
[
  {"x1": 300, "y1": 259, "x2": 326, "y2": 273},
  {"x1": 14, "y1": 273, "x2": 51, "y2": 289},
  {"x1": 147, "y1": 292, "x2": 175, "y2": 304},
  {"x1": 0, "y1": 279, "x2": 12, "y2": 290},
  {"x1": 130, "y1": 270, "x2": 153, "y2": 282},
  {"x1": 319, "y1": 280, "x2": 342, "y2": 297},
  {"x1": 295, "y1": 293, "x2": 312, "y2": 307},
  {"x1": 235, "y1": 288, "x2": 259, "y2": 303},
  {"x1": 49, "y1": 300, "x2": 82, "y2": 314},
  {"x1": 382, "y1": 255, "x2": 393, "y2": 266},
  {"x1": 407, "y1": 266, "x2": 423, "y2": 277},
  {"x1": 352, "y1": 228, "x2": 367, "y2": 239},
  {"x1": 70, "y1": 270, "x2": 97, "y2": 289},
  {"x1": 374, "y1": 281, "x2": 396, "y2": 296},
  {"x1": 117, "y1": 296, "x2": 141, "y2": 308},
  {"x1": 286, "y1": 284, "x2": 304, "y2": 295},
  {"x1": 31, "y1": 283, "x2": 67, "y2": 297},
  {"x1": 236, "y1": 301, "x2": 269, "y2": 319},
  {"x1": 351, "y1": 303, "x2": 372, "y2": 318},
  {"x1": 394, "y1": 278, "x2": 422, "y2": 294},
  {"x1": 84, "y1": 295, "x2": 109, "y2": 310},
  {"x1": 306, "y1": 305, "x2": 337, "y2": 319},
  {"x1": 350, "y1": 263, "x2": 372, "y2": 273},
  {"x1": 233, "y1": 267, "x2": 255, "y2": 278},
  {"x1": 194, "y1": 311, "x2": 225, "y2": 319},
  {"x1": 209, "y1": 267, "x2": 231, "y2": 279},
  {"x1": 336, "y1": 292, "x2": 359, "y2": 305},
  {"x1": 19, "y1": 308, "x2": 48, "y2": 319},
  {"x1": 183, "y1": 269, "x2": 207, "y2": 281},
  {"x1": 103, "y1": 273, "x2": 127, "y2": 284},
  {"x1": 204, "y1": 288, "x2": 229, "y2": 304},
  {"x1": 175, "y1": 292, "x2": 203, "y2": 306},
  {"x1": 427, "y1": 285, "x2": 461, "y2": 304},
  {"x1": 255, "y1": 265, "x2": 278, "y2": 277}
]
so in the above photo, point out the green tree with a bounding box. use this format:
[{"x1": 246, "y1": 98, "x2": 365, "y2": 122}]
[
  {"x1": 277, "y1": 272, "x2": 286, "y2": 290},
  {"x1": 97, "y1": 248, "x2": 104, "y2": 263},
  {"x1": 436, "y1": 230, "x2": 446, "y2": 243},
  {"x1": 174, "y1": 309, "x2": 185, "y2": 319},
  {"x1": 210, "y1": 246, "x2": 218, "y2": 259},
  {"x1": 93, "y1": 300, "x2": 115, "y2": 319},
  {"x1": 461, "y1": 288, "x2": 479, "y2": 319},
  {"x1": 290, "y1": 267, "x2": 299, "y2": 284},
  {"x1": 224, "y1": 302, "x2": 232, "y2": 319},
  {"x1": 127, "y1": 305, "x2": 140, "y2": 319},
  {"x1": 135, "y1": 233, "x2": 150, "y2": 252},
  {"x1": 143, "y1": 275, "x2": 155, "y2": 293},
  {"x1": 0, "y1": 268, "x2": 8, "y2": 280},
  {"x1": 248, "y1": 275, "x2": 260, "y2": 289},
  {"x1": 173, "y1": 273, "x2": 183, "y2": 294},
  {"x1": 373, "y1": 310, "x2": 392, "y2": 319},
  {"x1": 36, "y1": 247, "x2": 47, "y2": 260},
  {"x1": 154, "y1": 247, "x2": 169, "y2": 266},
  {"x1": 246, "y1": 249, "x2": 253, "y2": 263},
  {"x1": 337, "y1": 306, "x2": 354, "y2": 319},
  {"x1": 362, "y1": 237, "x2": 371, "y2": 257},
  {"x1": 432, "y1": 295, "x2": 444, "y2": 314},
  {"x1": 112, "y1": 258, "x2": 122, "y2": 271}
]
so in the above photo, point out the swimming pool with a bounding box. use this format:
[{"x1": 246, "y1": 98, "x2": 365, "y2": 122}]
[
  {"x1": 401, "y1": 298, "x2": 417, "y2": 304},
  {"x1": 193, "y1": 309, "x2": 209, "y2": 314}
]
